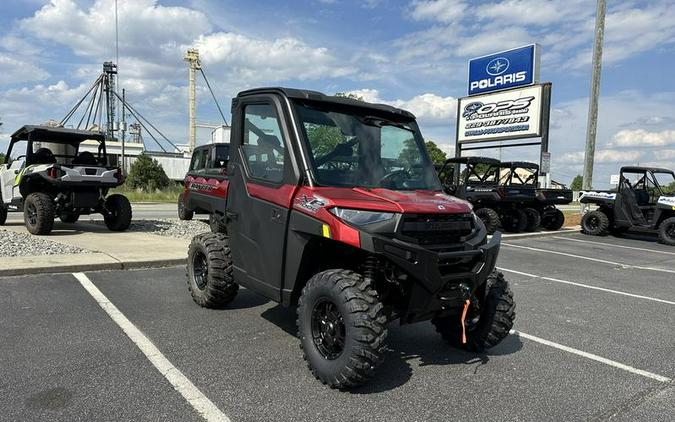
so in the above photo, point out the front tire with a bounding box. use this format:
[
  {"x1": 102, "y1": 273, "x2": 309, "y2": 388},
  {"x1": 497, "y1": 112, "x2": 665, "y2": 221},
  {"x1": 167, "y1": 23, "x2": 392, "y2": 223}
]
[
  {"x1": 581, "y1": 210, "x2": 609, "y2": 236},
  {"x1": 658, "y1": 217, "x2": 675, "y2": 246},
  {"x1": 432, "y1": 272, "x2": 515, "y2": 352},
  {"x1": 523, "y1": 207, "x2": 541, "y2": 232},
  {"x1": 475, "y1": 207, "x2": 500, "y2": 234},
  {"x1": 103, "y1": 194, "x2": 132, "y2": 231},
  {"x1": 24, "y1": 192, "x2": 55, "y2": 235},
  {"x1": 187, "y1": 233, "x2": 239, "y2": 307},
  {"x1": 297, "y1": 269, "x2": 387, "y2": 389}
]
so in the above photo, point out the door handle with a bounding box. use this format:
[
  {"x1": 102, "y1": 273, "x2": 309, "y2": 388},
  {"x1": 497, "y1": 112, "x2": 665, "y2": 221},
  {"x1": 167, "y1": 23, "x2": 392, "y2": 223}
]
[
  {"x1": 271, "y1": 208, "x2": 282, "y2": 223},
  {"x1": 226, "y1": 210, "x2": 238, "y2": 220}
]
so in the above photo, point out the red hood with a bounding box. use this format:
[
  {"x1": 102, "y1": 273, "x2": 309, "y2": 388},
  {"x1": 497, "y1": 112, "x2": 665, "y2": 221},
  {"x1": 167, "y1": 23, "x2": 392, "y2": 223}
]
[{"x1": 294, "y1": 186, "x2": 472, "y2": 214}]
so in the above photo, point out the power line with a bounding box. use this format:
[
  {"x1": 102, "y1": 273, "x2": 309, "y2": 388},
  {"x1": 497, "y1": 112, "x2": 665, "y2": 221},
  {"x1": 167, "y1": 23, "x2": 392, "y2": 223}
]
[{"x1": 198, "y1": 67, "x2": 228, "y2": 126}]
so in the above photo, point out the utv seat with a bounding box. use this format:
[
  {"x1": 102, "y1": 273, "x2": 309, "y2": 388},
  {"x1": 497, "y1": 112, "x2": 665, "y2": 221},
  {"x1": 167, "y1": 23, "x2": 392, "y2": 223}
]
[
  {"x1": 32, "y1": 148, "x2": 57, "y2": 165},
  {"x1": 72, "y1": 151, "x2": 98, "y2": 165}
]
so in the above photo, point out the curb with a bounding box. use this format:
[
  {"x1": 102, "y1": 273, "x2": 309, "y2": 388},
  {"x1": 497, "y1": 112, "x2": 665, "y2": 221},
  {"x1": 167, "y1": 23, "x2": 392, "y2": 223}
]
[{"x1": 0, "y1": 257, "x2": 186, "y2": 277}]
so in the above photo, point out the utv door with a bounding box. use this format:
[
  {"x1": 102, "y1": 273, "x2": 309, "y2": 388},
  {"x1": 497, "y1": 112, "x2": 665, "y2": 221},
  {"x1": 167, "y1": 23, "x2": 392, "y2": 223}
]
[{"x1": 226, "y1": 96, "x2": 299, "y2": 300}]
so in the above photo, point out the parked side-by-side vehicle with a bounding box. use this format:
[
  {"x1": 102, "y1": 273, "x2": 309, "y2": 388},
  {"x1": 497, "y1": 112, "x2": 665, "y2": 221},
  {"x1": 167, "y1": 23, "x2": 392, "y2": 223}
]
[
  {"x1": 185, "y1": 87, "x2": 515, "y2": 389},
  {"x1": 0, "y1": 125, "x2": 131, "y2": 235}
]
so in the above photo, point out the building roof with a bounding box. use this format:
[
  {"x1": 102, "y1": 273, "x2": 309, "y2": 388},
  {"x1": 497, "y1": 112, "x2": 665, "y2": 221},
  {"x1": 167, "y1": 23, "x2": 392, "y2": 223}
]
[{"x1": 236, "y1": 87, "x2": 416, "y2": 120}]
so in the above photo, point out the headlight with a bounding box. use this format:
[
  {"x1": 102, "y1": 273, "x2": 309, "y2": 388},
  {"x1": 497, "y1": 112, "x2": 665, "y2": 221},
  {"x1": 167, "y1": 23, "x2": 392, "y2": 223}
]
[{"x1": 330, "y1": 207, "x2": 396, "y2": 226}]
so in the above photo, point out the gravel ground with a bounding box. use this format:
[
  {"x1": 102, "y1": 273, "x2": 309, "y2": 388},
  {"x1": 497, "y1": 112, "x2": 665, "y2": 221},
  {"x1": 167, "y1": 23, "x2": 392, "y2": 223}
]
[
  {"x1": 0, "y1": 230, "x2": 91, "y2": 257},
  {"x1": 116, "y1": 218, "x2": 211, "y2": 239}
]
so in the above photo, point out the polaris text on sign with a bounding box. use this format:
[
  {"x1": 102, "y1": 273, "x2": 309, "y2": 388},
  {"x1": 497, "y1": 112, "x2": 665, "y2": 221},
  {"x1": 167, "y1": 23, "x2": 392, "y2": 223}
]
[{"x1": 468, "y1": 44, "x2": 540, "y2": 96}]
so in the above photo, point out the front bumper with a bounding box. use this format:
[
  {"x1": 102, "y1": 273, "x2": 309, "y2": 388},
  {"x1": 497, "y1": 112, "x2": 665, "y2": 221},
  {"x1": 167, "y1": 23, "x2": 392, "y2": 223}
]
[{"x1": 369, "y1": 231, "x2": 501, "y2": 324}]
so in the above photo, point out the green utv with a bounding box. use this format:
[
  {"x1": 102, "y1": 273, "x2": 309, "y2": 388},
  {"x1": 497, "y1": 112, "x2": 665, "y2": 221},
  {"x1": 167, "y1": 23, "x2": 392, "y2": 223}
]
[
  {"x1": 580, "y1": 166, "x2": 675, "y2": 245},
  {"x1": 0, "y1": 125, "x2": 131, "y2": 235}
]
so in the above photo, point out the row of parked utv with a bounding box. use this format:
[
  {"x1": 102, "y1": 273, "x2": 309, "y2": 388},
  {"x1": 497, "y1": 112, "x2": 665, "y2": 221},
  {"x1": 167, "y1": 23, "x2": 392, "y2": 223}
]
[{"x1": 436, "y1": 156, "x2": 572, "y2": 234}]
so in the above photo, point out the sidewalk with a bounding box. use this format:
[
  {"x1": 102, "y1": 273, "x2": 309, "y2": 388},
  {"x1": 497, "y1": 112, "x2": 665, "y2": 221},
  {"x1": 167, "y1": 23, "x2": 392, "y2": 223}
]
[{"x1": 0, "y1": 221, "x2": 189, "y2": 276}]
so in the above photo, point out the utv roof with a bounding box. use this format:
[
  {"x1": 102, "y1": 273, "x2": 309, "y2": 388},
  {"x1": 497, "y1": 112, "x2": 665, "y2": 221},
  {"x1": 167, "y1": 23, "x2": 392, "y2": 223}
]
[
  {"x1": 621, "y1": 165, "x2": 674, "y2": 174},
  {"x1": 500, "y1": 161, "x2": 539, "y2": 170},
  {"x1": 444, "y1": 156, "x2": 500, "y2": 165},
  {"x1": 236, "y1": 87, "x2": 416, "y2": 120},
  {"x1": 10, "y1": 125, "x2": 105, "y2": 142}
]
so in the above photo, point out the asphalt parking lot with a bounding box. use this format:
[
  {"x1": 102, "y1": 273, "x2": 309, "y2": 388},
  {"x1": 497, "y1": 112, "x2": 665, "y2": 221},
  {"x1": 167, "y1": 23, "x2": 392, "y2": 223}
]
[{"x1": 1, "y1": 231, "x2": 673, "y2": 422}]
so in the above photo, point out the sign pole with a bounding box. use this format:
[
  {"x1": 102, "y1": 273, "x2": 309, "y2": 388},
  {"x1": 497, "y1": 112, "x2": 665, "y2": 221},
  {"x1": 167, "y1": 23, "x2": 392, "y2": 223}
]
[
  {"x1": 539, "y1": 82, "x2": 552, "y2": 187},
  {"x1": 582, "y1": 0, "x2": 606, "y2": 193}
]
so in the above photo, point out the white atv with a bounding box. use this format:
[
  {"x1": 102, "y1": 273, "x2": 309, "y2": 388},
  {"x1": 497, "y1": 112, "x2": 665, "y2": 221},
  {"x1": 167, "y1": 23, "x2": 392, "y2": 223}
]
[{"x1": 0, "y1": 125, "x2": 132, "y2": 235}]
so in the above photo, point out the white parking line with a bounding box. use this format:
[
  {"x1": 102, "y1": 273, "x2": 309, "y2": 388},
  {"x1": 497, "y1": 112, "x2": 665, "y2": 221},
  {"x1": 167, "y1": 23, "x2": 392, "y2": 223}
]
[
  {"x1": 73, "y1": 272, "x2": 230, "y2": 422},
  {"x1": 552, "y1": 236, "x2": 675, "y2": 256},
  {"x1": 511, "y1": 330, "x2": 671, "y2": 383},
  {"x1": 498, "y1": 267, "x2": 675, "y2": 306},
  {"x1": 502, "y1": 243, "x2": 675, "y2": 275}
]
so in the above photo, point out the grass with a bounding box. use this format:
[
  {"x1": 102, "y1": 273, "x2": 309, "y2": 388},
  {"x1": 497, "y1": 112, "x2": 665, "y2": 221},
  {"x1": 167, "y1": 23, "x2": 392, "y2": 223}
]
[{"x1": 109, "y1": 184, "x2": 183, "y2": 203}]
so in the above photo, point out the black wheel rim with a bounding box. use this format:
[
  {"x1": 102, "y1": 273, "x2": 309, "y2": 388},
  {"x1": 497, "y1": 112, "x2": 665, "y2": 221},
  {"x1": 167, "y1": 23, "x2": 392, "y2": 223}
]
[
  {"x1": 311, "y1": 299, "x2": 345, "y2": 360},
  {"x1": 26, "y1": 203, "x2": 38, "y2": 226},
  {"x1": 193, "y1": 251, "x2": 208, "y2": 290},
  {"x1": 586, "y1": 215, "x2": 599, "y2": 230}
]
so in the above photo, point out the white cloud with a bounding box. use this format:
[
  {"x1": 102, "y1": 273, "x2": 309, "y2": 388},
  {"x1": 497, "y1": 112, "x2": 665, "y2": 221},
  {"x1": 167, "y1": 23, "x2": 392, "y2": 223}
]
[
  {"x1": 610, "y1": 129, "x2": 675, "y2": 147},
  {"x1": 409, "y1": 0, "x2": 467, "y2": 23},
  {"x1": 559, "y1": 149, "x2": 642, "y2": 164},
  {"x1": 475, "y1": 0, "x2": 590, "y2": 26},
  {"x1": 345, "y1": 89, "x2": 456, "y2": 123},
  {"x1": 0, "y1": 55, "x2": 50, "y2": 85}
]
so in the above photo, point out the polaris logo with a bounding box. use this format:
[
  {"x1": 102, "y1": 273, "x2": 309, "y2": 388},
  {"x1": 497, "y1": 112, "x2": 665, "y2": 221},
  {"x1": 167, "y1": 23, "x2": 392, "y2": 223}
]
[
  {"x1": 470, "y1": 71, "x2": 527, "y2": 92},
  {"x1": 486, "y1": 57, "x2": 509, "y2": 76}
]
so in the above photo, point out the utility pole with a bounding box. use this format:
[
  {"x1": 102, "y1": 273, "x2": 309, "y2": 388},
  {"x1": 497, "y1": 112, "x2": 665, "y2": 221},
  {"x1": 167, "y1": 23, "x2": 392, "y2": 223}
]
[
  {"x1": 121, "y1": 88, "x2": 126, "y2": 174},
  {"x1": 582, "y1": 0, "x2": 606, "y2": 193},
  {"x1": 184, "y1": 48, "x2": 200, "y2": 153}
]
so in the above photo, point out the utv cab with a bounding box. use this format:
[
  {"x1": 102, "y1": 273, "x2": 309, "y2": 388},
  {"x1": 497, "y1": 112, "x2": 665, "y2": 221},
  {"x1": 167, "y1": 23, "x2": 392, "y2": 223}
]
[
  {"x1": 580, "y1": 166, "x2": 675, "y2": 245},
  {"x1": 186, "y1": 87, "x2": 515, "y2": 389},
  {"x1": 0, "y1": 125, "x2": 131, "y2": 235},
  {"x1": 438, "y1": 156, "x2": 502, "y2": 234}
]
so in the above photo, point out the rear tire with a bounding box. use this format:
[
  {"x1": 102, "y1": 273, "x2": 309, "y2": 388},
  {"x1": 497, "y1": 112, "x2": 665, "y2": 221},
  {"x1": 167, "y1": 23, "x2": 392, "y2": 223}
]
[
  {"x1": 297, "y1": 269, "x2": 387, "y2": 389},
  {"x1": 431, "y1": 272, "x2": 515, "y2": 352},
  {"x1": 24, "y1": 192, "x2": 55, "y2": 235},
  {"x1": 59, "y1": 212, "x2": 80, "y2": 223},
  {"x1": 658, "y1": 217, "x2": 675, "y2": 246},
  {"x1": 523, "y1": 208, "x2": 541, "y2": 232},
  {"x1": 178, "y1": 192, "x2": 194, "y2": 221},
  {"x1": 541, "y1": 208, "x2": 565, "y2": 230},
  {"x1": 475, "y1": 207, "x2": 500, "y2": 234},
  {"x1": 103, "y1": 194, "x2": 132, "y2": 231},
  {"x1": 581, "y1": 210, "x2": 609, "y2": 236},
  {"x1": 501, "y1": 208, "x2": 528, "y2": 233},
  {"x1": 186, "y1": 233, "x2": 239, "y2": 307}
]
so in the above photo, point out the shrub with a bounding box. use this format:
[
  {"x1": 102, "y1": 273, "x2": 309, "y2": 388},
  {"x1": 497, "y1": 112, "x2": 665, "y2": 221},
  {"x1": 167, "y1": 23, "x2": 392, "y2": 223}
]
[{"x1": 125, "y1": 153, "x2": 170, "y2": 191}]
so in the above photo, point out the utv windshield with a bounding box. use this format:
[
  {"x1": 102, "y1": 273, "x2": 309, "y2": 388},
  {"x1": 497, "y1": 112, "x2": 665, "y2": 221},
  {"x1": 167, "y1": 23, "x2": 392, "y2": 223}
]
[
  {"x1": 295, "y1": 102, "x2": 441, "y2": 191},
  {"x1": 653, "y1": 171, "x2": 675, "y2": 195}
]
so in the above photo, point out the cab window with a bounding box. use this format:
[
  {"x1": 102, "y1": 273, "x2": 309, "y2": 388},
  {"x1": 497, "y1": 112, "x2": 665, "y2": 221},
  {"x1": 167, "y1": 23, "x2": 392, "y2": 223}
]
[
  {"x1": 189, "y1": 148, "x2": 209, "y2": 173},
  {"x1": 241, "y1": 104, "x2": 286, "y2": 183},
  {"x1": 206, "y1": 145, "x2": 229, "y2": 175}
]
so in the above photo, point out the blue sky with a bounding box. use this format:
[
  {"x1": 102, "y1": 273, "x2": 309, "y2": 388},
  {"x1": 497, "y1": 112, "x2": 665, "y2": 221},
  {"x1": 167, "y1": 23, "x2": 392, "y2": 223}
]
[{"x1": 1, "y1": 0, "x2": 674, "y2": 187}]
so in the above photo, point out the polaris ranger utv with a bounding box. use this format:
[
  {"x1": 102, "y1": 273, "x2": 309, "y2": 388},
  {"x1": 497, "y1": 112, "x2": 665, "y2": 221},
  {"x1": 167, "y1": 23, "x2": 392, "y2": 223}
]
[
  {"x1": 580, "y1": 166, "x2": 675, "y2": 245},
  {"x1": 0, "y1": 125, "x2": 131, "y2": 235},
  {"x1": 438, "y1": 156, "x2": 502, "y2": 234},
  {"x1": 186, "y1": 88, "x2": 515, "y2": 389}
]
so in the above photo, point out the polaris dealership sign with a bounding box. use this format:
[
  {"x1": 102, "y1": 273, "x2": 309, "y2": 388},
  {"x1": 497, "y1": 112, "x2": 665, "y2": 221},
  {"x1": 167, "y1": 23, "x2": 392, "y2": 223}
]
[
  {"x1": 468, "y1": 44, "x2": 540, "y2": 96},
  {"x1": 457, "y1": 84, "x2": 544, "y2": 143}
]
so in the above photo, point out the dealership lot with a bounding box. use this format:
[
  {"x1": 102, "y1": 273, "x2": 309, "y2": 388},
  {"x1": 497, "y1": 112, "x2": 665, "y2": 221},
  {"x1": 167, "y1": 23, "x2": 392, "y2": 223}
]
[{"x1": 1, "y1": 232, "x2": 673, "y2": 422}]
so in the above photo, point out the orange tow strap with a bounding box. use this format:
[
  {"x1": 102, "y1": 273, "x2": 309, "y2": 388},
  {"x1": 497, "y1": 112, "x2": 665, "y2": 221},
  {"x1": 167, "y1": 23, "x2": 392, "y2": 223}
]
[{"x1": 460, "y1": 299, "x2": 471, "y2": 344}]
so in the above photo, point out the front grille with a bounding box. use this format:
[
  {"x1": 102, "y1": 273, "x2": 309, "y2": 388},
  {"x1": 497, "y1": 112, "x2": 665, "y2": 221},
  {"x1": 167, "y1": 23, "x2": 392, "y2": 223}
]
[{"x1": 399, "y1": 213, "x2": 475, "y2": 246}]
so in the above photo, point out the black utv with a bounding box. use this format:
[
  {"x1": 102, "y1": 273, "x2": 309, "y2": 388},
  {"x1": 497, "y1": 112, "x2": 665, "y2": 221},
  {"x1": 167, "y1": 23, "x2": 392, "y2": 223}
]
[
  {"x1": 186, "y1": 87, "x2": 516, "y2": 389},
  {"x1": 580, "y1": 166, "x2": 675, "y2": 245},
  {"x1": 438, "y1": 156, "x2": 502, "y2": 234}
]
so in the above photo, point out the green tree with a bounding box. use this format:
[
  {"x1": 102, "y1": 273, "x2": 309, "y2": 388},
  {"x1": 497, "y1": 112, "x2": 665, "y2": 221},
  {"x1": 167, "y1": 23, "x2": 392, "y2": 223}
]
[
  {"x1": 125, "y1": 154, "x2": 170, "y2": 191},
  {"x1": 424, "y1": 140, "x2": 447, "y2": 165},
  {"x1": 0, "y1": 153, "x2": 5, "y2": 165},
  {"x1": 335, "y1": 92, "x2": 364, "y2": 101},
  {"x1": 570, "y1": 174, "x2": 583, "y2": 191}
]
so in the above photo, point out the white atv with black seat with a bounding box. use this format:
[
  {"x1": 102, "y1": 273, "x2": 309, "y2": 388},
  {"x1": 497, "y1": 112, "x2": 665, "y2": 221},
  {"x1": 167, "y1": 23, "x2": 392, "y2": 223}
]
[{"x1": 0, "y1": 125, "x2": 132, "y2": 235}]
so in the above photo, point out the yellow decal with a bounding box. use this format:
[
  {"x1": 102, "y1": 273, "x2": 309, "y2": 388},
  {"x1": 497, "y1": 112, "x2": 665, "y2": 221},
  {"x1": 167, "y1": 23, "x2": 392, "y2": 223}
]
[{"x1": 322, "y1": 224, "x2": 331, "y2": 238}]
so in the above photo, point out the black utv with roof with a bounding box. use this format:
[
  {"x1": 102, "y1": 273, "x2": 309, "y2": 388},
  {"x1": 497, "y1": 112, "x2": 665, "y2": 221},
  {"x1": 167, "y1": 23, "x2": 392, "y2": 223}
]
[
  {"x1": 438, "y1": 156, "x2": 502, "y2": 234},
  {"x1": 580, "y1": 166, "x2": 675, "y2": 245},
  {"x1": 186, "y1": 87, "x2": 516, "y2": 389}
]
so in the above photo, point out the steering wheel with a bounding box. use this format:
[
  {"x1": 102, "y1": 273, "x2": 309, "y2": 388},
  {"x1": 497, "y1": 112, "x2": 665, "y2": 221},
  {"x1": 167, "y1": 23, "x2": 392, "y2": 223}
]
[{"x1": 379, "y1": 169, "x2": 410, "y2": 188}]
